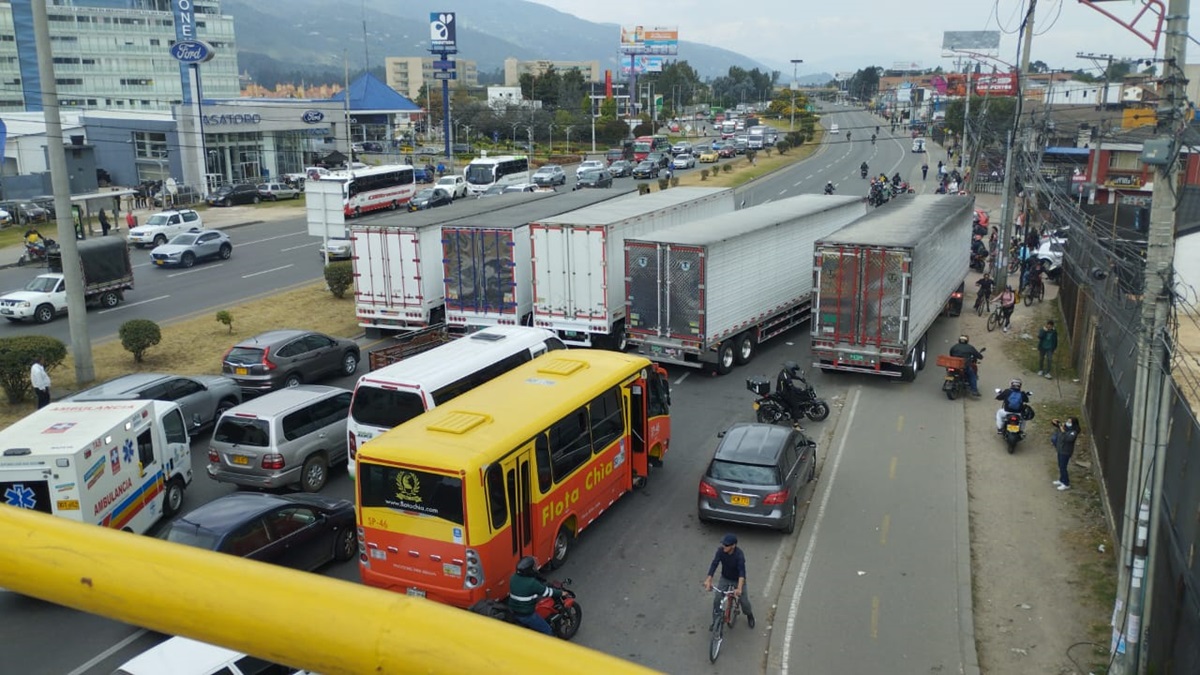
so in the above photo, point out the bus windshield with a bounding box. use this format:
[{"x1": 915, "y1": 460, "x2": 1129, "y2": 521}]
[
  {"x1": 632, "y1": 141, "x2": 652, "y2": 153},
  {"x1": 464, "y1": 164, "x2": 495, "y2": 186}
]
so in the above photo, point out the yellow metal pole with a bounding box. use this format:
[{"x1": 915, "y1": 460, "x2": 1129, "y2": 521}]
[{"x1": 0, "y1": 506, "x2": 658, "y2": 675}]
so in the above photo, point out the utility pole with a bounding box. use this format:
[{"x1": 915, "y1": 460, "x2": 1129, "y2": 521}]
[
  {"x1": 32, "y1": 0, "x2": 94, "y2": 384},
  {"x1": 1111, "y1": 2, "x2": 1187, "y2": 673},
  {"x1": 996, "y1": 0, "x2": 1037, "y2": 293},
  {"x1": 1076, "y1": 52, "x2": 1121, "y2": 206},
  {"x1": 790, "y1": 58, "x2": 804, "y2": 131}
]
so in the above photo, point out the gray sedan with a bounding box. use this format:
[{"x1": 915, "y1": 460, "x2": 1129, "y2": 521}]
[
  {"x1": 64, "y1": 372, "x2": 243, "y2": 430},
  {"x1": 150, "y1": 230, "x2": 233, "y2": 268}
]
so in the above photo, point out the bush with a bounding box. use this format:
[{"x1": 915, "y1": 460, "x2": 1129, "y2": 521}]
[
  {"x1": 0, "y1": 335, "x2": 67, "y2": 404},
  {"x1": 657, "y1": 178, "x2": 670, "y2": 190},
  {"x1": 722, "y1": 163, "x2": 733, "y2": 173},
  {"x1": 637, "y1": 182, "x2": 651, "y2": 195},
  {"x1": 700, "y1": 168, "x2": 709, "y2": 181},
  {"x1": 215, "y1": 310, "x2": 234, "y2": 333},
  {"x1": 746, "y1": 151, "x2": 757, "y2": 165},
  {"x1": 776, "y1": 141, "x2": 791, "y2": 155},
  {"x1": 670, "y1": 177, "x2": 680, "y2": 187},
  {"x1": 324, "y1": 261, "x2": 354, "y2": 299},
  {"x1": 119, "y1": 319, "x2": 162, "y2": 364},
  {"x1": 763, "y1": 147, "x2": 773, "y2": 157}
]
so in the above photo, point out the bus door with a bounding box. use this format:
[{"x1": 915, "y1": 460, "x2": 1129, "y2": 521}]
[
  {"x1": 500, "y1": 449, "x2": 535, "y2": 565},
  {"x1": 628, "y1": 380, "x2": 648, "y2": 483}
]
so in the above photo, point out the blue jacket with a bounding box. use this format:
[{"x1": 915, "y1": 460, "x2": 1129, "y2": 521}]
[{"x1": 708, "y1": 546, "x2": 747, "y2": 584}]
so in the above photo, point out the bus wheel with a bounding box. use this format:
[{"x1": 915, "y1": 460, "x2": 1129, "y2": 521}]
[
  {"x1": 388, "y1": 200, "x2": 398, "y2": 211},
  {"x1": 549, "y1": 526, "x2": 574, "y2": 570}
]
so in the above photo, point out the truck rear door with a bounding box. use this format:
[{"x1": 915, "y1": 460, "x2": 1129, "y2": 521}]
[
  {"x1": 354, "y1": 228, "x2": 421, "y2": 311},
  {"x1": 625, "y1": 242, "x2": 704, "y2": 339},
  {"x1": 815, "y1": 246, "x2": 908, "y2": 349},
  {"x1": 532, "y1": 225, "x2": 605, "y2": 322},
  {"x1": 443, "y1": 228, "x2": 515, "y2": 316}
]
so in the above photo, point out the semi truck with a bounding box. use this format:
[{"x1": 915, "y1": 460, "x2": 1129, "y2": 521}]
[
  {"x1": 441, "y1": 187, "x2": 633, "y2": 330},
  {"x1": 0, "y1": 400, "x2": 193, "y2": 534},
  {"x1": 531, "y1": 187, "x2": 735, "y2": 349},
  {"x1": 625, "y1": 195, "x2": 865, "y2": 373},
  {"x1": 0, "y1": 237, "x2": 134, "y2": 323},
  {"x1": 810, "y1": 194, "x2": 974, "y2": 380}
]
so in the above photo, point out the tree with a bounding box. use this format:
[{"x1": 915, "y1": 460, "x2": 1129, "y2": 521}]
[
  {"x1": 119, "y1": 319, "x2": 162, "y2": 364},
  {"x1": 944, "y1": 96, "x2": 1018, "y2": 150},
  {"x1": 1030, "y1": 60, "x2": 1050, "y2": 74},
  {"x1": 847, "y1": 66, "x2": 883, "y2": 101}
]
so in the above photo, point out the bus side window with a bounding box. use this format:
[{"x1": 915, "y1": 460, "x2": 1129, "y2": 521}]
[
  {"x1": 547, "y1": 407, "x2": 591, "y2": 481},
  {"x1": 589, "y1": 388, "x2": 623, "y2": 452},
  {"x1": 484, "y1": 464, "x2": 508, "y2": 530},
  {"x1": 534, "y1": 434, "x2": 552, "y2": 493}
]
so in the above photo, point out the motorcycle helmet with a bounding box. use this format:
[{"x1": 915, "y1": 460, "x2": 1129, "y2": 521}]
[
  {"x1": 783, "y1": 361, "x2": 802, "y2": 377},
  {"x1": 1010, "y1": 378, "x2": 1023, "y2": 390},
  {"x1": 958, "y1": 335, "x2": 969, "y2": 344},
  {"x1": 516, "y1": 555, "x2": 538, "y2": 577}
]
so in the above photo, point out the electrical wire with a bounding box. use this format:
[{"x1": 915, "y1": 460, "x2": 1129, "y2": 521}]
[{"x1": 1033, "y1": 0, "x2": 1065, "y2": 36}]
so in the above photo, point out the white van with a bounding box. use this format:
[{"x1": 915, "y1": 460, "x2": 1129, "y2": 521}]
[
  {"x1": 114, "y1": 636, "x2": 317, "y2": 675},
  {"x1": 346, "y1": 326, "x2": 563, "y2": 477}
]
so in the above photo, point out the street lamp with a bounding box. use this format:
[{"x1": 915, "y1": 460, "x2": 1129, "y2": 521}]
[
  {"x1": 548, "y1": 123, "x2": 556, "y2": 156},
  {"x1": 525, "y1": 127, "x2": 535, "y2": 182},
  {"x1": 511, "y1": 123, "x2": 520, "y2": 150},
  {"x1": 565, "y1": 126, "x2": 575, "y2": 154},
  {"x1": 463, "y1": 125, "x2": 471, "y2": 153},
  {"x1": 790, "y1": 59, "x2": 804, "y2": 131}
]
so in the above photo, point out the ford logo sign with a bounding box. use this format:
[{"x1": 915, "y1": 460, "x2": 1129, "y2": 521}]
[
  {"x1": 302, "y1": 110, "x2": 325, "y2": 124},
  {"x1": 169, "y1": 40, "x2": 215, "y2": 64}
]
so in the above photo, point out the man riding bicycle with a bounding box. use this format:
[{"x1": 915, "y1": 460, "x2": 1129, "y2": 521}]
[{"x1": 704, "y1": 533, "x2": 755, "y2": 629}]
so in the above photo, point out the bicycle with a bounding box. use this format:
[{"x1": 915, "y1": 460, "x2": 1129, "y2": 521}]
[
  {"x1": 974, "y1": 289, "x2": 991, "y2": 316},
  {"x1": 986, "y1": 303, "x2": 1010, "y2": 332},
  {"x1": 709, "y1": 586, "x2": 742, "y2": 663},
  {"x1": 1022, "y1": 277, "x2": 1044, "y2": 306}
]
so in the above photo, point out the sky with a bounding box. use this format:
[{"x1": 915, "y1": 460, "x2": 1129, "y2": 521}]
[{"x1": 522, "y1": 0, "x2": 1196, "y2": 78}]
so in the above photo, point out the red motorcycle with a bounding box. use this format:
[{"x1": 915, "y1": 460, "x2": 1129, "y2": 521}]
[
  {"x1": 17, "y1": 237, "x2": 58, "y2": 267},
  {"x1": 469, "y1": 578, "x2": 583, "y2": 640}
]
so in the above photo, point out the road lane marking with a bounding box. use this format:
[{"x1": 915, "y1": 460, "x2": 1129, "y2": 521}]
[
  {"x1": 239, "y1": 231, "x2": 308, "y2": 246},
  {"x1": 673, "y1": 371, "x2": 689, "y2": 385},
  {"x1": 167, "y1": 264, "x2": 224, "y2": 278},
  {"x1": 242, "y1": 264, "x2": 294, "y2": 278},
  {"x1": 781, "y1": 386, "x2": 861, "y2": 675},
  {"x1": 871, "y1": 596, "x2": 880, "y2": 639},
  {"x1": 880, "y1": 514, "x2": 890, "y2": 546},
  {"x1": 281, "y1": 242, "x2": 320, "y2": 252},
  {"x1": 778, "y1": 190, "x2": 788, "y2": 196},
  {"x1": 896, "y1": 415, "x2": 904, "y2": 432},
  {"x1": 68, "y1": 628, "x2": 147, "y2": 675},
  {"x1": 889, "y1": 456, "x2": 898, "y2": 480},
  {"x1": 97, "y1": 295, "x2": 169, "y2": 314}
]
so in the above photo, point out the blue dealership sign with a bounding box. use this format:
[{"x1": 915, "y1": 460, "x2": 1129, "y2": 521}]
[
  {"x1": 302, "y1": 110, "x2": 325, "y2": 124},
  {"x1": 429, "y1": 12, "x2": 457, "y2": 52},
  {"x1": 169, "y1": 39, "x2": 215, "y2": 64}
]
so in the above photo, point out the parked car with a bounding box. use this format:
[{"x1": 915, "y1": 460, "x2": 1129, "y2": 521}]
[
  {"x1": 503, "y1": 183, "x2": 538, "y2": 193},
  {"x1": 436, "y1": 174, "x2": 468, "y2": 199},
  {"x1": 672, "y1": 153, "x2": 696, "y2": 170},
  {"x1": 0, "y1": 200, "x2": 49, "y2": 225},
  {"x1": 477, "y1": 184, "x2": 509, "y2": 198},
  {"x1": 413, "y1": 167, "x2": 435, "y2": 184},
  {"x1": 608, "y1": 160, "x2": 634, "y2": 178},
  {"x1": 28, "y1": 196, "x2": 57, "y2": 219},
  {"x1": 362, "y1": 141, "x2": 385, "y2": 153},
  {"x1": 697, "y1": 422, "x2": 816, "y2": 533},
  {"x1": 63, "y1": 372, "x2": 242, "y2": 431},
  {"x1": 1036, "y1": 237, "x2": 1067, "y2": 277},
  {"x1": 221, "y1": 329, "x2": 360, "y2": 394},
  {"x1": 671, "y1": 141, "x2": 693, "y2": 156},
  {"x1": 576, "y1": 160, "x2": 605, "y2": 179},
  {"x1": 0, "y1": 207, "x2": 11, "y2": 226},
  {"x1": 160, "y1": 492, "x2": 356, "y2": 569},
  {"x1": 631, "y1": 161, "x2": 660, "y2": 180},
  {"x1": 152, "y1": 184, "x2": 202, "y2": 208},
  {"x1": 532, "y1": 165, "x2": 567, "y2": 187},
  {"x1": 257, "y1": 182, "x2": 300, "y2": 201},
  {"x1": 576, "y1": 169, "x2": 614, "y2": 189},
  {"x1": 127, "y1": 209, "x2": 203, "y2": 248},
  {"x1": 208, "y1": 183, "x2": 261, "y2": 207},
  {"x1": 150, "y1": 230, "x2": 233, "y2": 268},
  {"x1": 115, "y1": 636, "x2": 317, "y2": 675},
  {"x1": 318, "y1": 237, "x2": 352, "y2": 260},
  {"x1": 698, "y1": 149, "x2": 720, "y2": 163},
  {"x1": 407, "y1": 187, "x2": 454, "y2": 211}
]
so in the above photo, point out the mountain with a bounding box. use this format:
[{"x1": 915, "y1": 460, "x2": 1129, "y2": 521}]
[{"x1": 223, "y1": 0, "x2": 773, "y2": 87}]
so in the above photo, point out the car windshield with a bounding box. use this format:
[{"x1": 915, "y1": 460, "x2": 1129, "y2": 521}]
[
  {"x1": 580, "y1": 170, "x2": 602, "y2": 179},
  {"x1": 24, "y1": 276, "x2": 59, "y2": 292},
  {"x1": 162, "y1": 521, "x2": 221, "y2": 551},
  {"x1": 145, "y1": 214, "x2": 172, "y2": 226},
  {"x1": 351, "y1": 386, "x2": 426, "y2": 428},
  {"x1": 707, "y1": 459, "x2": 780, "y2": 485},
  {"x1": 168, "y1": 233, "x2": 201, "y2": 246},
  {"x1": 437, "y1": 177, "x2": 456, "y2": 184},
  {"x1": 638, "y1": 162, "x2": 654, "y2": 169},
  {"x1": 533, "y1": 168, "x2": 555, "y2": 176},
  {"x1": 415, "y1": 189, "x2": 435, "y2": 199}
]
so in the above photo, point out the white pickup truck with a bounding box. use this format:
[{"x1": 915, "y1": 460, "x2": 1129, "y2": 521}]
[
  {"x1": 127, "y1": 209, "x2": 203, "y2": 248},
  {"x1": 0, "y1": 237, "x2": 134, "y2": 323}
]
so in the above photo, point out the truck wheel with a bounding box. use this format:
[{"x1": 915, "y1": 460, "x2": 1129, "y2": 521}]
[
  {"x1": 899, "y1": 349, "x2": 918, "y2": 382},
  {"x1": 99, "y1": 291, "x2": 120, "y2": 308},
  {"x1": 154, "y1": 234, "x2": 167, "y2": 247},
  {"x1": 715, "y1": 341, "x2": 735, "y2": 375},
  {"x1": 162, "y1": 478, "x2": 185, "y2": 517},
  {"x1": 734, "y1": 333, "x2": 755, "y2": 365},
  {"x1": 915, "y1": 336, "x2": 928, "y2": 371},
  {"x1": 300, "y1": 454, "x2": 328, "y2": 492},
  {"x1": 34, "y1": 304, "x2": 56, "y2": 323}
]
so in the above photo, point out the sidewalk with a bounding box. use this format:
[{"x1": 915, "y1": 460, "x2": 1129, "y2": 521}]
[{"x1": 1, "y1": 201, "x2": 303, "y2": 271}]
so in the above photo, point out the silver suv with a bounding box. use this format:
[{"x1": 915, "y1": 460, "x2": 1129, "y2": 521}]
[{"x1": 257, "y1": 182, "x2": 300, "y2": 201}]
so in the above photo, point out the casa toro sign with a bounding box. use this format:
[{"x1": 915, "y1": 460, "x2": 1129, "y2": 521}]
[{"x1": 169, "y1": 39, "x2": 215, "y2": 64}]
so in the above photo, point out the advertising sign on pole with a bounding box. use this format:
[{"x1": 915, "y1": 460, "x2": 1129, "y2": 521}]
[
  {"x1": 620, "y1": 55, "x2": 665, "y2": 75},
  {"x1": 619, "y1": 25, "x2": 678, "y2": 55},
  {"x1": 975, "y1": 72, "x2": 1018, "y2": 96},
  {"x1": 429, "y1": 12, "x2": 457, "y2": 53}
]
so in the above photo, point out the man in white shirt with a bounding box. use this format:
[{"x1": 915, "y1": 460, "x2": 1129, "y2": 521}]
[{"x1": 30, "y1": 356, "x2": 51, "y2": 408}]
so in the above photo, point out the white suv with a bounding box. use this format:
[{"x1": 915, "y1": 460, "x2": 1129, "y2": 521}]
[
  {"x1": 128, "y1": 209, "x2": 203, "y2": 248},
  {"x1": 576, "y1": 160, "x2": 605, "y2": 179},
  {"x1": 436, "y1": 175, "x2": 467, "y2": 199}
]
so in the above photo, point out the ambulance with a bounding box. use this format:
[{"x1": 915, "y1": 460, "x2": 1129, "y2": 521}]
[{"x1": 0, "y1": 400, "x2": 193, "y2": 534}]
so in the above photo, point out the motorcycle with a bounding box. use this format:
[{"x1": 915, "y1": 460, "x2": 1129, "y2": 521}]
[
  {"x1": 747, "y1": 369, "x2": 830, "y2": 425},
  {"x1": 969, "y1": 251, "x2": 987, "y2": 273},
  {"x1": 996, "y1": 389, "x2": 1034, "y2": 454},
  {"x1": 469, "y1": 577, "x2": 583, "y2": 640},
  {"x1": 17, "y1": 237, "x2": 59, "y2": 267},
  {"x1": 824, "y1": 184, "x2": 835, "y2": 195},
  {"x1": 860, "y1": 166, "x2": 869, "y2": 179},
  {"x1": 938, "y1": 347, "x2": 984, "y2": 400}
]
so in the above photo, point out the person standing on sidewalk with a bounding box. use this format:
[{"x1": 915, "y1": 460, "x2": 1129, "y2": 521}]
[
  {"x1": 1037, "y1": 319, "x2": 1058, "y2": 378},
  {"x1": 1051, "y1": 417, "x2": 1080, "y2": 491},
  {"x1": 30, "y1": 356, "x2": 51, "y2": 409},
  {"x1": 98, "y1": 208, "x2": 111, "y2": 236}
]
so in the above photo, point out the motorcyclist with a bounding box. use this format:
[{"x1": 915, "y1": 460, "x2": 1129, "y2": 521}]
[
  {"x1": 824, "y1": 181, "x2": 835, "y2": 195},
  {"x1": 971, "y1": 235, "x2": 988, "y2": 260},
  {"x1": 871, "y1": 133, "x2": 876, "y2": 145},
  {"x1": 775, "y1": 361, "x2": 810, "y2": 424},
  {"x1": 875, "y1": 125, "x2": 880, "y2": 135},
  {"x1": 508, "y1": 555, "x2": 561, "y2": 635},
  {"x1": 948, "y1": 335, "x2": 983, "y2": 397},
  {"x1": 892, "y1": 172, "x2": 903, "y2": 187},
  {"x1": 24, "y1": 228, "x2": 45, "y2": 255},
  {"x1": 995, "y1": 378, "x2": 1030, "y2": 434},
  {"x1": 860, "y1": 161, "x2": 869, "y2": 178}
]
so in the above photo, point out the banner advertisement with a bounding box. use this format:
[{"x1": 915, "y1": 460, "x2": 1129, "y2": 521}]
[
  {"x1": 619, "y1": 25, "x2": 678, "y2": 55},
  {"x1": 620, "y1": 55, "x2": 664, "y2": 75},
  {"x1": 975, "y1": 72, "x2": 1018, "y2": 96}
]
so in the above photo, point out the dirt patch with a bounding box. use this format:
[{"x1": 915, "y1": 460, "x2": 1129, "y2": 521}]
[{"x1": 957, "y1": 272, "x2": 1116, "y2": 674}]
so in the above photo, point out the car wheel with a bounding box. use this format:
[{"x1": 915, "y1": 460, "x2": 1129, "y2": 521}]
[
  {"x1": 341, "y1": 351, "x2": 359, "y2": 375},
  {"x1": 300, "y1": 454, "x2": 328, "y2": 492},
  {"x1": 252, "y1": 196, "x2": 260, "y2": 204},
  {"x1": 218, "y1": 244, "x2": 232, "y2": 260},
  {"x1": 181, "y1": 252, "x2": 195, "y2": 268},
  {"x1": 162, "y1": 478, "x2": 185, "y2": 517},
  {"x1": 213, "y1": 398, "x2": 238, "y2": 426},
  {"x1": 781, "y1": 499, "x2": 797, "y2": 534},
  {"x1": 222, "y1": 199, "x2": 231, "y2": 207},
  {"x1": 154, "y1": 234, "x2": 167, "y2": 247},
  {"x1": 333, "y1": 528, "x2": 356, "y2": 562},
  {"x1": 34, "y1": 304, "x2": 56, "y2": 324},
  {"x1": 284, "y1": 373, "x2": 303, "y2": 388}
]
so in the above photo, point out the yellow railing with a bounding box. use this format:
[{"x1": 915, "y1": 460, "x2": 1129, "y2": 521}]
[{"x1": 0, "y1": 506, "x2": 658, "y2": 674}]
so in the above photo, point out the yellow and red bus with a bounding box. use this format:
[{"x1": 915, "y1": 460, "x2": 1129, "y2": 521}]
[
  {"x1": 356, "y1": 350, "x2": 672, "y2": 608},
  {"x1": 632, "y1": 134, "x2": 670, "y2": 162}
]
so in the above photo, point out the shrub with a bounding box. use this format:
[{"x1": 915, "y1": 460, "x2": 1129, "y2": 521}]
[
  {"x1": 776, "y1": 141, "x2": 791, "y2": 155},
  {"x1": 0, "y1": 335, "x2": 67, "y2": 404},
  {"x1": 324, "y1": 261, "x2": 354, "y2": 299},
  {"x1": 670, "y1": 177, "x2": 680, "y2": 187},
  {"x1": 746, "y1": 151, "x2": 757, "y2": 165},
  {"x1": 722, "y1": 163, "x2": 733, "y2": 173},
  {"x1": 637, "y1": 182, "x2": 651, "y2": 195},
  {"x1": 763, "y1": 147, "x2": 773, "y2": 157},
  {"x1": 120, "y1": 319, "x2": 162, "y2": 364},
  {"x1": 215, "y1": 310, "x2": 234, "y2": 333},
  {"x1": 700, "y1": 168, "x2": 709, "y2": 181},
  {"x1": 657, "y1": 178, "x2": 670, "y2": 190}
]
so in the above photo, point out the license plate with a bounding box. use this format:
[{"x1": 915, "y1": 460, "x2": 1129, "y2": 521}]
[
  {"x1": 730, "y1": 494, "x2": 751, "y2": 507},
  {"x1": 848, "y1": 354, "x2": 865, "y2": 361},
  {"x1": 232, "y1": 455, "x2": 251, "y2": 465},
  {"x1": 235, "y1": 367, "x2": 248, "y2": 375},
  {"x1": 751, "y1": 402, "x2": 760, "y2": 410},
  {"x1": 0, "y1": 309, "x2": 11, "y2": 315},
  {"x1": 155, "y1": 260, "x2": 164, "y2": 266},
  {"x1": 406, "y1": 587, "x2": 426, "y2": 598},
  {"x1": 1006, "y1": 424, "x2": 1021, "y2": 432}
]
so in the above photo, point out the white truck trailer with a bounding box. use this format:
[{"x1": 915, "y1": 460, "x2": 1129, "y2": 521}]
[
  {"x1": 530, "y1": 187, "x2": 735, "y2": 348},
  {"x1": 441, "y1": 187, "x2": 633, "y2": 329},
  {"x1": 810, "y1": 194, "x2": 974, "y2": 380},
  {"x1": 0, "y1": 400, "x2": 193, "y2": 533},
  {"x1": 625, "y1": 195, "x2": 865, "y2": 373}
]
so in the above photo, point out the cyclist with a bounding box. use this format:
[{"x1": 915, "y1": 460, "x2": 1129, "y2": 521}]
[
  {"x1": 875, "y1": 125, "x2": 880, "y2": 135},
  {"x1": 704, "y1": 533, "x2": 755, "y2": 629},
  {"x1": 871, "y1": 133, "x2": 876, "y2": 145},
  {"x1": 993, "y1": 285, "x2": 1017, "y2": 333},
  {"x1": 974, "y1": 274, "x2": 995, "y2": 313},
  {"x1": 1022, "y1": 260, "x2": 1045, "y2": 298}
]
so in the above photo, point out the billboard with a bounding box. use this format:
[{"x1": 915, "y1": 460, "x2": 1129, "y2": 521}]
[
  {"x1": 429, "y1": 12, "x2": 457, "y2": 53},
  {"x1": 975, "y1": 72, "x2": 1018, "y2": 96},
  {"x1": 942, "y1": 30, "x2": 1001, "y2": 55},
  {"x1": 620, "y1": 55, "x2": 664, "y2": 75},
  {"x1": 619, "y1": 25, "x2": 678, "y2": 55}
]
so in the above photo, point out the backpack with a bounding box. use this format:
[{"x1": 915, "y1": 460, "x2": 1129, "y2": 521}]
[{"x1": 1005, "y1": 390, "x2": 1025, "y2": 412}]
